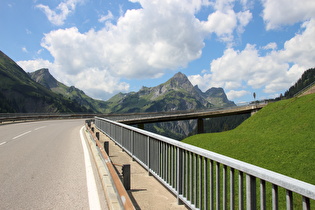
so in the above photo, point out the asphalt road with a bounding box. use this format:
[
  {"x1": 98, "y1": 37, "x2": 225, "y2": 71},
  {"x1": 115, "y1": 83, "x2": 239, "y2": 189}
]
[{"x1": 0, "y1": 120, "x2": 107, "y2": 210}]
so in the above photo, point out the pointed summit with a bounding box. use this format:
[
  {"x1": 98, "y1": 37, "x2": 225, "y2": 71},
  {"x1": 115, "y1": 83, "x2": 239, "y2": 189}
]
[
  {"x1": 167, "y1": 72, "x2": 194, "y2": 91},
  {"x1": 28, "y1": 68, "x2": 58, "y2": 89}
]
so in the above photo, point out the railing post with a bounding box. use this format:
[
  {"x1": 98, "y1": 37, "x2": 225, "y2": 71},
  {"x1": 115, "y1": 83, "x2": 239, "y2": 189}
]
[
  {"x1": 122, "y1": 164, "x2": 131, "y2": 190},
  {"x1": 197, "y1": 118, "x2": 204, "y2": 134},
  {"x1": 177, "y1": 147, "x2": 183, "y2": 205},
  {"x1": 147, "y1": 136, "x2": 150, "y2": 175},
  {"x1": 104, "y1": 141, "x2": 109, "y2": 155}
]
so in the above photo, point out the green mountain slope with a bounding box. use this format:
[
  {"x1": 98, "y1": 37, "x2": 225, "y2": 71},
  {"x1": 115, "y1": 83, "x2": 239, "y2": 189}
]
[
  {"x1": 183, "y1": 93, "x2": 315, "y2": 184},
  {"x1": 0, "y1": 51, "x2": 88, "y2": 113},
  {"x1": 29, "y1": 68, "x2": 109, "y2": 113},
  {"x1": 106, "y1": 72, "x2": 235, "y2": 113}
]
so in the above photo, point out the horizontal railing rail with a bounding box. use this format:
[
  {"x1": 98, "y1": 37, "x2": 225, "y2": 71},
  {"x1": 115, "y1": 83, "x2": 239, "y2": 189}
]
[{"x1": 95, "y1": 117, "x2": 315, "y2": 210}]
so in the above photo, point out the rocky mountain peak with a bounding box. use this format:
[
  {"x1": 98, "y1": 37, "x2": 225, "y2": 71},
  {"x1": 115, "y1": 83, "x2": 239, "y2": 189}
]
[
  {"x1": 168, "y1": 72, "x2": 193, "y2": 90},
  {"x1": 28, "y1": 68, "x2": 58, "y2": 89}
]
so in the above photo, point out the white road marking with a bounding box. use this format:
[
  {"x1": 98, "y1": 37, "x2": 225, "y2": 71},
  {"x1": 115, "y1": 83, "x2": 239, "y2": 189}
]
[
  {"x1": 12, "y1": 131, "x2": 32, "y2": 140},
  {"x1": 0, "y1": 142, "x2": 7, "y2": 146},
  {"x1": 80, "y1": 126, "x2": 101, "y2": 210},
  {"x1": 34, "y1": 126, "x2": 46, "y2": 131}
]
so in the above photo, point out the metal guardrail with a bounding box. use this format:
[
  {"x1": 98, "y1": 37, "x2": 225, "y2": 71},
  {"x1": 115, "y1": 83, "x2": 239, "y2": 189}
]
[
  {"x1": 95, "y1": 117, "x2": 315, "y2": 210},
  {"x1": 85, "y1": 123, "x2": 135, "y2": 209}
]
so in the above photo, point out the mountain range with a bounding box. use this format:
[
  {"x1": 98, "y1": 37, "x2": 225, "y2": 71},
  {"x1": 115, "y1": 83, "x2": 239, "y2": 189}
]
[{"x1": 0, "y1": 50, "x2": 235, "y2": 138}]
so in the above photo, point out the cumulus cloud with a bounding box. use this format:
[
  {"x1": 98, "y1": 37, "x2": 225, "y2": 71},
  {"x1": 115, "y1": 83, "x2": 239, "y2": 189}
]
[
  {"x1": 262, "y1": 0, "x2": 315, "y2": 30},
  {"x1": 262, "y1": 42, "x2": 277, "y2": 50},
  {"x1": 18, "y1": 59, "x2": 54, "y2": 72},
  {"x1": 189, "y1": 18, "x2": 315, "y2": 100},
  {"x1": 226, "y1": 90, "x2": 249, "y2": 100},
  {"x1": 36, "y1": 0, "x2": 83, "y2": 26},
  {"x1": 21, "y1": 0, "x2": 255, "y2": 100},
  {"x1": 22, "y1": 47, "x2": 28, "y2": 53},
  {"x1": 98, "y1": 10, "x2": 114, "y2": 23},
  {"x1": 201, "y1": 0, "x2": 252, "y2": 43}
]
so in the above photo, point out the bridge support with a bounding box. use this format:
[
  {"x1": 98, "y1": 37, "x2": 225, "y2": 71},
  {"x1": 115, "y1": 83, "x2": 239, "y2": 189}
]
[
  {"x1": 137, "y1": 123, "x2": 144, "y2": 130},
  {"x1": 197, "y1": 118, "x2": 204, "y2": 134}
]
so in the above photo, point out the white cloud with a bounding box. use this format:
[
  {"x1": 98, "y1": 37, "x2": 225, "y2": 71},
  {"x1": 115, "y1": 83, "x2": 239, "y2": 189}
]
[
  {"x1": 278, "y1": 19, "x2": 315, "y2": 69},
  {"x1": 38, "y1": 0, "x2": 208, "y2": 79},
  {"x1": 262, "y1": 0, "x2": 315, "y2": 30},
  {"x1": 22, "y1": 47, "x2": 28, "y2": 53},
  {"x1": 201, "y1": 0, "x2": 252, "y2": 43},
  {"x1": 22, "y1": 0, "x2": 256, "y2": 100},
  {"x1": 17, "y1": 59, "x2": 54, "y2": 72},
  {"x1": 262, "y1": 42, "x2": 277, "y2": 50},
  {"x1": 36, "y1": 0, "x2": 83, "y2": 26},
  {"x1": 98, "y1": 10, "x2": 114, "y2": 23},
  {"x1": 188, "y1": 17, "x2": 315, "y2": 100},
  {"x1": 226, "y1": 90, "x2": 249, "y2": 100}
]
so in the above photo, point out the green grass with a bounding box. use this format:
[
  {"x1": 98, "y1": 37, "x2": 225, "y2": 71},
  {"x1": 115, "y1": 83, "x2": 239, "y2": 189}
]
[{"x1": 183, "y1": 93, "x2": 315, "y2": 185}]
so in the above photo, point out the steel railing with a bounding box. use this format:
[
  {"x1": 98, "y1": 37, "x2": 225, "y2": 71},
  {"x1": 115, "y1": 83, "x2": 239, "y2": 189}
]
[{"x1": 95, "y1": 117, "x2": 315, "y2": 210}]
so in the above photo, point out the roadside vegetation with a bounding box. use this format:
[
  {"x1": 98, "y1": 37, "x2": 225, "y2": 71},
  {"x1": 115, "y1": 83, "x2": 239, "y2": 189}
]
[{"x1": 183, "y1": 93, "x2": 315, "y2": 185}]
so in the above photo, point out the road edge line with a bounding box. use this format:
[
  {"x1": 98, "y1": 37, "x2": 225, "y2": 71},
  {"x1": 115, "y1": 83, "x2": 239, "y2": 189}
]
[{"x1": 80, "y1": 126, "x2": 102, "y2": 210}]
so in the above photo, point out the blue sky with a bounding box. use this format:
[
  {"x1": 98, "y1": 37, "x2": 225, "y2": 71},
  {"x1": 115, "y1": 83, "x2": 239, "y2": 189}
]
[{"x1": 1, "y1": 0, "x2": 315, "y2": 103}]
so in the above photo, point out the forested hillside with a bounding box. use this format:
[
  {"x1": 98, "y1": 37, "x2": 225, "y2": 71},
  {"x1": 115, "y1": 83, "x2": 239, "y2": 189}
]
[{"x1": 284, "y1": 68, "x2": 315, "y2": 98}]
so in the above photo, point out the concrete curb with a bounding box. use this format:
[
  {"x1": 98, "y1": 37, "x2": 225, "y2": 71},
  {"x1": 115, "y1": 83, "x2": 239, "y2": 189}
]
[{"x1": 83, "y1": 127, "x2": 122, "y2": 210}]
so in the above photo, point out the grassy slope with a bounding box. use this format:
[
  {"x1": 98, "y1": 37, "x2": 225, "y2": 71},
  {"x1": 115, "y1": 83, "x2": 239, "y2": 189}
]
[{"x1": 183, "y1": 93, "x2": 315, "y2": 184}]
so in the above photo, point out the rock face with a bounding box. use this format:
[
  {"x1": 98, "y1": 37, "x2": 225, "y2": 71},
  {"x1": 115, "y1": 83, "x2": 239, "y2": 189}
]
[
  {"x1": 28, "y1": 68, "x2": 58, "y2": 89},
  {"x1": 107, "y1": 72, "x2": 235, "y2": 113},
  {"x1": 106, "y1": 72, "x2": 235, "y2": 139}
]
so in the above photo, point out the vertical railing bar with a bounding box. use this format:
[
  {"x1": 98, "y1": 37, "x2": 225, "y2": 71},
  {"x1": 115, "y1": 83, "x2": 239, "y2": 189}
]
[
  {"x1": 147, "y1": 136, "x2": 150, "y2": 174},
  {"x1": 194, "y1": 154, "x2": 198, "y2": 206},
  {"x1": 230, "y1": 168, "x2": 235, "y2": 210},
  {"x1": 210, "y1": 160, "x2": 214, "y2": 210},
  {"x1": 272, "y1": 184, "x2": 278, "y2": 210},
  {"x1": 204, "y1": 158, "x2": 209, "y2": 210},
  {"x1": 216, "y1": 162, "x2": 220, "y2": 210},
  {"x1": 246, "y1": 174, "x2": 256, "y2": 210},
  {"x1": 161, "y1": 142, "x2": 165, "y2": 180},
  {"x1": 174, "y1": 145, "x2": 176, "y2": 188},
  {"x1": 171, "y1": 145, "x2": 173, "y2": 186},
  {"x1": 190, "y1": 152, "x2": 193, "y2": 203},
  {"x1": 177, "y1": 147, "x2": 182, "y2": 204},
  {"x1": 158, "y1": 141, "x2": 162, "y2": 177},
  {"x1": 239, "y1": 171, "x2": 244, "y2": 210},
  {"x1": 194, "y1": 153, "x2": 197, "y2": 205},
  {"x1": 199, "y1": 155, "x2": 202, "y2": 209},
  {"x1": 260, "y1": 180, "x2": 266, "y2": 210},
  {"x1": 223, "y1": 165, "x2": 227, "y2": 210},
  {"x1": 185, "y1": 150, "x2": 188, "y2": 198},
  {"x1": 164, "y1": 143, "x2": 168, "y2": 181},
  {"x1": 302, "y1": 196, "x2": 310, "y2": 210},
  {"x1": 181, "y1": 150, "x2": 188, "y2": 197},
  {"x1": 286, "y1": 190, "x2": 293, "y2": 210}
]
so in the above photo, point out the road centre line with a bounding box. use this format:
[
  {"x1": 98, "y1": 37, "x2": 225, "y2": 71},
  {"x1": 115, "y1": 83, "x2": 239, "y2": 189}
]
[
  {"x1": 80, "y1": 126, "x2": 101, "y2": 210},
  {"x1": 0, "y1": 142, "x2": 7, "y2": 146},
  {"x1": 12, "y1": 131, "x2": 32, "y2": 140},
  {"x1": 34, "y1": 126, "x2": 46, "y2": 130}
]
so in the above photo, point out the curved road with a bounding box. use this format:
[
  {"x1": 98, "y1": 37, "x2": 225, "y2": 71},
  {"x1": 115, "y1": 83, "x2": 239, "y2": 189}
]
[{"x1": 0, "y1": 120, "x2": 107, "y2": 209}]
